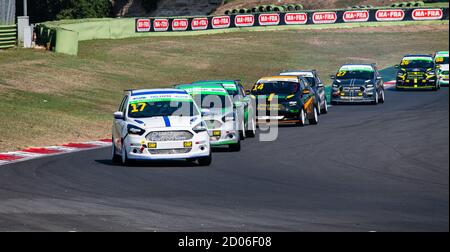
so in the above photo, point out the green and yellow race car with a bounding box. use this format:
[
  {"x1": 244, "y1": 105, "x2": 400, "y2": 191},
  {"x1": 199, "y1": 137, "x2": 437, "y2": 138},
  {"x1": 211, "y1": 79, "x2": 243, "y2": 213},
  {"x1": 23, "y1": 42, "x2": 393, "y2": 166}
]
[{"x1": 396, "y1": 54, "x2": 439, "y2": 91}]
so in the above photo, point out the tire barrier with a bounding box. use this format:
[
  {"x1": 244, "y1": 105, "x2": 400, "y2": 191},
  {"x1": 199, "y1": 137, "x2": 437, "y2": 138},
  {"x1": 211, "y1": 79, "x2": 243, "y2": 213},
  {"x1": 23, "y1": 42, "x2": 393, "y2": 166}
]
[
  {"x1": 0, "y1": 24, "x2": 16, "y2": 49},
  {"x1": 136, "y1": 7, "x2": 449, "y2": 33}
]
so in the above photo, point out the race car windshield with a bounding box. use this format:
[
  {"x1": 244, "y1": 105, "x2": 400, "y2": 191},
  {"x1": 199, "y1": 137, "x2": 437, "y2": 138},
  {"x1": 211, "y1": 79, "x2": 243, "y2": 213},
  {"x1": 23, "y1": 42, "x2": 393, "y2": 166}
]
[
  {"x1": 191, "y1": 94, "x2": 233, "y2": 110},
  {"x1": 435, "y1": 56, "x2": 449, "y2": 64},
  {"x1": 127, "y1": 100, "x2": 198, "y2": 118},
  {"x1": 336, "y1": 70, "x2": 374, "y2": 80},
  {"x1": 401, "y1": 59, "x2": 434, "y2": 68},
  {"x1": 252, "y1": 82, "x2": 299, "y2": 95}
]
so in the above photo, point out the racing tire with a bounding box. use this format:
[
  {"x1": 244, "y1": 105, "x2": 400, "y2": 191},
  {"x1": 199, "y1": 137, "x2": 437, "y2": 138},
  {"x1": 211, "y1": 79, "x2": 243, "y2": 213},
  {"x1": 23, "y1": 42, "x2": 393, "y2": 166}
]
[
  {"x1": 197, "y1": 153, "x2": 212, "y2": 166},
  {"x1": 296, "y1": 109, "x2": 306, "y2": 127},
  {"x1": 229, "y1": 141, "x2": 241, "y2": 152},
  {"x1": 245, "y1": 115, "x2": 256, "y2": 138},
  {"x1": 239, "y1": 120, "x2": 246, "y2": 140},
  {"x1": 121, "y1": 143, "x2": 130, "y2": 165},
  {"x1": 372, "y1": 91, "x2": 379, "y2": 105},
  {"x1": 379, "y1": 90, "x2": 385, "y2": 104},
  {"x1": 112, "y1": 141, "x2": 121, "y2": 163},
  {"x1": 309, "y1": 106, "x2": 319, "y2": 125},
  {"x1": 321, "y1": 100, "x2": 328, "y2": 114}
]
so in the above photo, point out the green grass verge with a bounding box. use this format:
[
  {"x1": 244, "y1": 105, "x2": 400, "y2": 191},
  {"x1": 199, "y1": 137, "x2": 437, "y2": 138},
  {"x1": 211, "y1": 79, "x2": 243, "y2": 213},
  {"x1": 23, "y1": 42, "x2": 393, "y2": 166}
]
[{"x1": 0, "y1": 21, "x2": 448, "y2": 151}]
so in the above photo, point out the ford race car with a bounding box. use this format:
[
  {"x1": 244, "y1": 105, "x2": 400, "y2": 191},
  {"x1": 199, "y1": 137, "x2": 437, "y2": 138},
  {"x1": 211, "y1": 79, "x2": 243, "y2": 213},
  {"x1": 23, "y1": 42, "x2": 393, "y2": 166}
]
[
  {"x1": 191, "y1": 80, "x2": 256, "y2": 138},
  {"x1": 251, "y1": 76, "x2": 319, "y2": 126},
  {"x1": 112, "y1": 89, "x2": 212, "y2": 166},
  {"x1": 395, "y1": 54, "x2": 439, "y2": 91},
  {"x1": 176, "y1": 84, "x2": 242, "y2": 151},
  {"x1": 331, "y1": 64, "x2": 385, "y2": 105},
  {"x1": 279, "y1": 70, "x2": 328, "y2": 114},
  {"x1": 435, "y1": 51, "x2": 449, "y2": 86}
]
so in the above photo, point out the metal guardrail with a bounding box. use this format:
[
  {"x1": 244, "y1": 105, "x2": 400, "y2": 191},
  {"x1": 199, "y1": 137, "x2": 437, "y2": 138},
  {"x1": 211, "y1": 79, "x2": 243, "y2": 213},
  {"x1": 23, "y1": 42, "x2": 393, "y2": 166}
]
[{"x1": 0, "y1": 24, "x2": 16, "y2": 49}]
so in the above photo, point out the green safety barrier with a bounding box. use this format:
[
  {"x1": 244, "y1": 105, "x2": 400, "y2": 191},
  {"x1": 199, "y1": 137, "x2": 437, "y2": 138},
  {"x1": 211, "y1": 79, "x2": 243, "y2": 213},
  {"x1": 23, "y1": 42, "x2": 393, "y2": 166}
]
[{"x1": 0, "y1": 24, "x2": 17, "y2": 49}]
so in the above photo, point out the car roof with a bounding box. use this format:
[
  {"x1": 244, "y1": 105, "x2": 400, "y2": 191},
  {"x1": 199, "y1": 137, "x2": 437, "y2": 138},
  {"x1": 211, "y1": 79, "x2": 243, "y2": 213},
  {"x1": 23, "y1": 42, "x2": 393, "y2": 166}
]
[
  {"x1": 128, "y1": 88, "x2": 188, "y2": 96},
  {"x1": 192, "y1": 80, "x2": 239, "y2": 85},
  {"x1": 436, "y1": 51, "x2": 449, "y2": 55},
  {"x1": 404, "y1": 54, "x2": 433, "y2": 58},
  {"x1": 258, "y1": 76, "x2": 300, "y2": 83},
  {"x1": 281, "y1": 70, "x2": 316, "y2": 73}
]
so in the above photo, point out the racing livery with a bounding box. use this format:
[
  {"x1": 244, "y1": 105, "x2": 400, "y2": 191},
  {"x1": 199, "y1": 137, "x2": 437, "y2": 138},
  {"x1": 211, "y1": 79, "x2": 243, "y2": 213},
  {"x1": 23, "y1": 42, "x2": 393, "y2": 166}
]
[
  {"x1": 331, "y1": 64, "x2": 385, "y2": 105},
  {"x1": 251, "y1": 76, "x2": 319, "y2": 126},
  {"x1": 112, "y1": 89, "x2": 211, "y2": 166},
  {"x1": 279, "y1": 70, "x2": 328, "y2": 114},
  {"x1": 396, "y1": 54, "x2": 439, "y2": 90},
  {"x1": 435, "y1": 51, "x2": 449, "y2": 86},
  {"x1": 191, "y1": 80, "x2": 256, "y2": 138},
  {"x1": 176, "y1": 84, "x2": 242, "y2": 151}
]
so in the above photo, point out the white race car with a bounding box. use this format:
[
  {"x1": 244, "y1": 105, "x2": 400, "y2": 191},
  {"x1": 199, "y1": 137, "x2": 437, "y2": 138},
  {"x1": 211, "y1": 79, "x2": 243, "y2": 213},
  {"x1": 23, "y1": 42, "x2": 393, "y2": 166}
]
[
  {"x1": 112, "y1": 89, "x2": 212, "y2": 166},
  {"x1": 435, "y1": 51, "x2": 449, "y2": 86}
]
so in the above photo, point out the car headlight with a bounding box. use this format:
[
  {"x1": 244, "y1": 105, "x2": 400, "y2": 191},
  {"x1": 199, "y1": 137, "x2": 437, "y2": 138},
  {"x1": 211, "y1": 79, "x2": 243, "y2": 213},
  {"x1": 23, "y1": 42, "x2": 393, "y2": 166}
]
[
  {"x1": 192, "y1": 121, "x2": 208, "y2": 133},
  {"x1": 127, "y1": 125, "x2": 146, "y2": 136}
]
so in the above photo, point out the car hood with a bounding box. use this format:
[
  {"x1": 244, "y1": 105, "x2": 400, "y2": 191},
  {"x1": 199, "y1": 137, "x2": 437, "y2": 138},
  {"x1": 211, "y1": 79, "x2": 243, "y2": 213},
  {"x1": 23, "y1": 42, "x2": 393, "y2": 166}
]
[
  {"x1": 334, "y1": 79, "x2": 373, "y2": 86},
  {"x1": 402, "y1": 67, "x2": 430, "y2": 72},
  {"x1": 254, "y1": 94, "x2": 292, "y2": 103},
  {"x1": 129, "y1": 116, "x2": 200, "y2": 129}
]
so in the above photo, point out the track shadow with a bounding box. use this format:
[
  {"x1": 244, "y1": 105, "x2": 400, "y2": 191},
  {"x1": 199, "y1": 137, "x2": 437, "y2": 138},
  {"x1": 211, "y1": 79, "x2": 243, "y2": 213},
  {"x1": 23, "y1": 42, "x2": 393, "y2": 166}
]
[{"x1": 95, "y1": 159, "x2": 202, "y2": 168}]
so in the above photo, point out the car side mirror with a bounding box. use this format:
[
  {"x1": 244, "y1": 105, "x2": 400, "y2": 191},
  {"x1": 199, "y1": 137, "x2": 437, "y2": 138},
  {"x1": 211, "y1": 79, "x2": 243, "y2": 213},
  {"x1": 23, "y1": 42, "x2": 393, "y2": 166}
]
[
  {"x1": 302, "y1": 89, "x2": 310, "y2": 95},
  {"x1": 200, "y1": 109, "x2": 211, "y2": 117},
  {"x1": 330, "y1": 75, "x2": 336, "y2": 80},
  {"x1": 376, "y1": 76, "x2": 383, "y2": 80},
  {"x1": 436, "y1": 65, "x2": 441, "y2": 69},
  {"x1": 245, "y1": 90, "x2": 251, "y2": 95},
  {"x1": 114, "y1": 111, "x2": 124, "y2": 120},
  {"x1": 394, "y1": 64, "x2": 400, "y2": 69},
  {"x1": 318, "y1": 83, "x2": 324, "y2": 88}
]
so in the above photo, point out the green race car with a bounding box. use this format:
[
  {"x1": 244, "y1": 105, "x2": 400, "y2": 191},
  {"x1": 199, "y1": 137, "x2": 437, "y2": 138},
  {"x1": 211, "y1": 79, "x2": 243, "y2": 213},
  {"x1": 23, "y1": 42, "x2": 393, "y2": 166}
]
[
  {"x1": 191, "y1": 80, "x2": 256, "y2": 138},
  {"x1": 434, "y1": 51, "x2": 449, "y2": 86},
  {"x1": 396, "y1": 54, "x2": 439, "y2": 91}
]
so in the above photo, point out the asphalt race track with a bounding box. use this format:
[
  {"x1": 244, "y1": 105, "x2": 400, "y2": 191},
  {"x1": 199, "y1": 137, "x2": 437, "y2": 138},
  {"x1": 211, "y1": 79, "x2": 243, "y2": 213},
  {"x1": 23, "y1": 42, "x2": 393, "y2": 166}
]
[{"x1": 0, "y1": 88, "x2": 448, "y2": 231}]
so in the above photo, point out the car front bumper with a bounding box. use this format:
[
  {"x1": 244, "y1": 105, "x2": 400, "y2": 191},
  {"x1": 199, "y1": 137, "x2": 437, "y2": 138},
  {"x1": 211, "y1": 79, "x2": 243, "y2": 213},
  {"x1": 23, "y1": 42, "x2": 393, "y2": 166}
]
[{"x1": 124, "y1": 130, "x2": 210, "y2": 160}]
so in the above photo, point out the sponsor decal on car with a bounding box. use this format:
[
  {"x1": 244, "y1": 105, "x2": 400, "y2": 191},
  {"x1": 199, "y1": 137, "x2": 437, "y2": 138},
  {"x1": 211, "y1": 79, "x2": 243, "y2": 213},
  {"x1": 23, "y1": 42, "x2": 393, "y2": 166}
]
[
  {"x1": 235, "y1": 15, "x2": 255, "y2": 27},
  {"x1": 153, "y1": 19, "x2": 169, "y2": 31},
  {"x1": 258, "y1": 13, "x2": 281, "y2": 26},
  {"x1": 412, "y1": 9, "x2": 443, "y2": 20},
  {"x1": 312, "y1": 12, "x2": 337, "y2": 24},
  {"x1": 375, "y1": 9, "x2": 405, "y2": 21},
  {"x1": 191, "y1": 17, "x2": 209, "y2": 30},
  {"x1": 212, "y1": 16, "x2": 231, "y2": 29},
  {"x1": 343, "y1": 10, "x2": 370, "y2": 22},
  {"x1": 136, "y1": 19, "x2": 151, "y2": 32},
  {"x1": 172, "y1": 18, "x2": 189, "y2": 31},
  {"x1": 284, "y1": 13, "x2": 308, "y2": 25}
]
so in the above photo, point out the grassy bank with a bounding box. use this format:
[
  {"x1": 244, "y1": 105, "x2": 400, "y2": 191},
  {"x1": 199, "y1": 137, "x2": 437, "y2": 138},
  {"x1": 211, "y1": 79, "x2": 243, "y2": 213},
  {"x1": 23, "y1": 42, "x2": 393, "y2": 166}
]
[{"x1": 0, "y1": 22, "x2": 448, "y2": 151}]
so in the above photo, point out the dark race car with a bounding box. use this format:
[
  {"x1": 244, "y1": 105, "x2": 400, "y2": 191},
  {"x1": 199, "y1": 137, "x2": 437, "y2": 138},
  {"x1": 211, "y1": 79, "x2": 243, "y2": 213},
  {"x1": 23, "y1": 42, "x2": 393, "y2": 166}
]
[
  {"x1": 330, "y1": 64, "x2": 385, "y2": 105},
  {"x1": 279, "y1": 70, "x2": 328, "y2": 114},
  {"x1": 251, "y1": 76, "x2": 319, "y2": 126},
  {"x1": 395, "y1": 54, "x2": 439, "y2": 91}
]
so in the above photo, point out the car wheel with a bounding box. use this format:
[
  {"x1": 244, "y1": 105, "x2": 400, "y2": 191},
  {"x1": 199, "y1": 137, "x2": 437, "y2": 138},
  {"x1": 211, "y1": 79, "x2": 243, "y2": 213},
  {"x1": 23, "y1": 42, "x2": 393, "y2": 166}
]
[
  {"x1": 246, "y1": 115, "x2": 256, "y2": 138},
  {"x1": 121, "y1": 143, "x2": 130, "y2": 165},
  {"x1": 229, "y1": 141, "x2": 241, "y2": 152},
  {"x1": 296, "y1": 109, "x2": 306, "y2": 127},
  {"x1": 309, "y1": 106, "x2": 319, "y2": 125},
  {"x1": 239, "y1": 120, "x2": 246, "y2": 140},
  {"x1": 379, "y1": 90, "x2": 385, "y2": 104},
  {"x1": 197, "y1": 153, "x2": 212, "y2": 166},
  {"x1": 321, "y1": 100, "x2": 328, "y2": 114},
  {"x1": 112, "y1": 140, "x2": 121, "y2": 163},
  {"x1": 372, "y1": 91, "x2": 379, "y2": 105}
]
